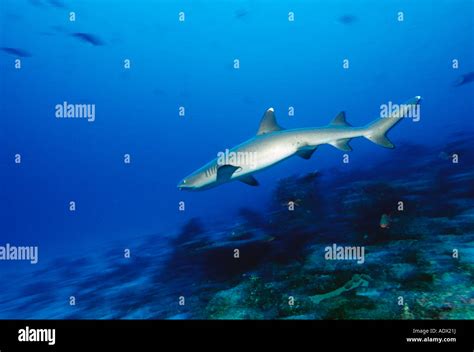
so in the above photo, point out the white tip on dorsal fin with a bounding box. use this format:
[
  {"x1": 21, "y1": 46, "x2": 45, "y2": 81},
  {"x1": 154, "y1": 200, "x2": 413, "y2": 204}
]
[
  {"x1": 330, "y1": 111, "x2": 351, "y2": 127},
  {"x1": 257, "y1": 107, "x2": 284, "y2": 135}
]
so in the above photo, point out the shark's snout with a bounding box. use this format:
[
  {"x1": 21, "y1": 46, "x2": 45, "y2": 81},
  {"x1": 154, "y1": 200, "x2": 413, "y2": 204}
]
[
  {"x1": 177, "y1": 179, "x2": 195, "y2": 191},
  {"x1": 177, "y1": 179, "x2": 187, "y2": 190}
]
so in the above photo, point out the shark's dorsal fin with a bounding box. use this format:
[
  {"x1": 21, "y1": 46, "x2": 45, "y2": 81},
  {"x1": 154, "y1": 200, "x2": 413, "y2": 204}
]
[
  {"x1": 330, "y1": 111, "x2": 351, "y2": 127},
  {"x1": 257, "y1": 108, "x2": 284, "y2": 135}
]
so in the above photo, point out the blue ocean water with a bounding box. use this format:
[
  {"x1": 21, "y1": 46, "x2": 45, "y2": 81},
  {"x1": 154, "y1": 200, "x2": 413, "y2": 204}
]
[{"x1": 0, "y1": 0, "x2": 473, "y2": 319}]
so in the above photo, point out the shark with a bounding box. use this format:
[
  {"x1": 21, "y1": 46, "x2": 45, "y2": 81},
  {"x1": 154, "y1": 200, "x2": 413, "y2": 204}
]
[{"x1": 178, "y1": 96, "x2": 422, "y2": 191}]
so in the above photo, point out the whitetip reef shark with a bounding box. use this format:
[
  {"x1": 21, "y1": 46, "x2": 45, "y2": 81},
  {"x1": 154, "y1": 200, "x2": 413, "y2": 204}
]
[{"x1": 178, "y1": 96, "x2": 422, "y2": 191}]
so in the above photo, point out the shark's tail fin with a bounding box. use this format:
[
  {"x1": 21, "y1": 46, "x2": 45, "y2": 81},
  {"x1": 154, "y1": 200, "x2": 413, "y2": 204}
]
[{"x1": 364, "y1": 96, "x2": 422, "y2": 148}]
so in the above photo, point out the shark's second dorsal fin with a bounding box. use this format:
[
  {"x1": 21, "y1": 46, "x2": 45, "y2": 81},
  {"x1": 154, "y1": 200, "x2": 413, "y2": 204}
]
[
  {"x1": 330, "y1": 111, "x2": 351, "y2": 127},
  {"x1": 257, "y1": 108, "x2": 284, "y2": 135}
]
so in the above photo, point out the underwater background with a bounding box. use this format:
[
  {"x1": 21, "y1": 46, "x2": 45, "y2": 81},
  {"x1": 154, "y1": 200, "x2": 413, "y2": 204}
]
[{"x1": 1, "y1": 0, "x2": 473, "y2": 319}]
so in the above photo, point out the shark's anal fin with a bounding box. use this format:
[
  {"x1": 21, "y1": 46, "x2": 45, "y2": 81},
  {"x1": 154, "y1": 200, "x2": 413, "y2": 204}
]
[
  {"x1": 330, "y1": 138, "x2": 352, "y2": 152},
  {"x1": 239, "y1": 175, "x2": 259, "y2": 186},
  {"x1": 296, "y1": 147, "x2": 317, "y2": 160},
  {"x1": 257, "y1": 108, "x2": 284, "y2": 135},
  {"x1": 330, "y1": 111, "x2": 351, "y2": 127},
  {"x1": 216, "y1": 165, "x2": 240, "y2": 182}
]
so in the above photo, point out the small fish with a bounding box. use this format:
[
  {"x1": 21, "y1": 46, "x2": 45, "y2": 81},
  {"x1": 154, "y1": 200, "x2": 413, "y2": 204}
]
[
  {"x1": 0, "y1": 47, "x2": 32, "y2": 57},
  {"x1": 71, "y1": 32, "x2": 105, "y2": 46},
  {"x1": 300, "y1": 170, "x2": 319, "y2": 182},
  {"x1": 48, "y1": 0, "x2": 66, "y2": 8},
  {"x1": 380, "y1": 214, "x2": 390, "y2": 229},
  {"x1": 28, "y1": 0, "x2": 45, "y2": 7},
  {"x1": 50, "y1": 25, "x2": 67, "y2": 33},
  {"x1": 152, "y1": 88, "x2": 166, "y2": 96},
  {"x1": 338, "y1": 14, "x2": 357, "y2": 25},
  {"x1": 438, "y1": 151, "x2": 450, "y2": 160},
  {"x1": 234, "y1": 8, "x2": 249, "y2": 19},
  {"x1": 39, "y1": 31, "x2": 55, "y2": 37},
  {"x1": 453, "y1": 71, "x2": 474, "y2": 87}
]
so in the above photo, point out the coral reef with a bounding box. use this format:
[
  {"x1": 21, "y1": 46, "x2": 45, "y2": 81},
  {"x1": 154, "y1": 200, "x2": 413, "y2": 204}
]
[{"x1": 0, "y1": 133, "x2": 473, "y2": 319}]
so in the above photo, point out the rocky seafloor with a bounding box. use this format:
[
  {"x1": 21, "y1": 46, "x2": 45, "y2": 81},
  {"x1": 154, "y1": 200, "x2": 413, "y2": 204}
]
[{"x1": 1, "y1": 133, "x2": 473, "y2": 319}]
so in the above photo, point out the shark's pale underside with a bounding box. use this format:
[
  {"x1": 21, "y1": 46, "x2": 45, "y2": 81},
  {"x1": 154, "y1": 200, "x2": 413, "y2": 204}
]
[{"x1": 178, "y1": 96, "x2": 422, "y2": 191}]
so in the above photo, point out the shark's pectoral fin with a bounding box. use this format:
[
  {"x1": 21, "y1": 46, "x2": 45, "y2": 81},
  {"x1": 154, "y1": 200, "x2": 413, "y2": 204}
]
[
  {"x1": 216, "y1": 165, "x2": 241, "y2": 182},
  {"x1": 296, "y1": 147, "x2": 317, "y2": 160},
  {"x1": 330, "y1": 138, "x2": 352, "y2": 152},
  {"x1": 239, "y1": 175, "x2": 259, "y2": 186}
]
